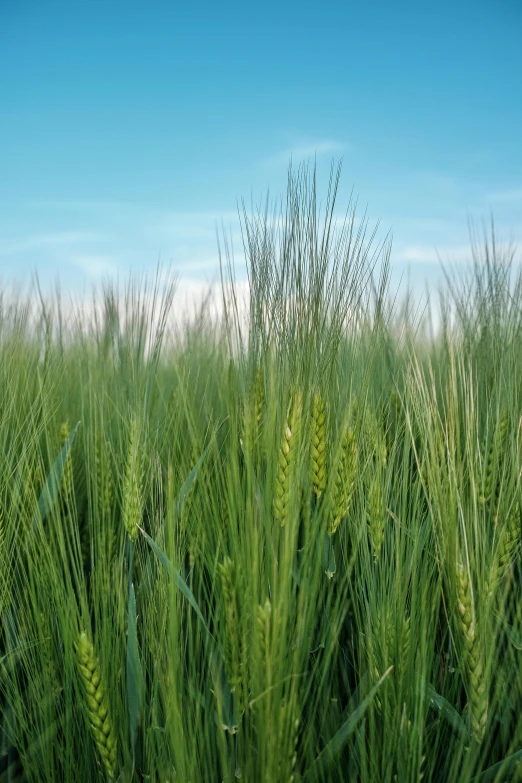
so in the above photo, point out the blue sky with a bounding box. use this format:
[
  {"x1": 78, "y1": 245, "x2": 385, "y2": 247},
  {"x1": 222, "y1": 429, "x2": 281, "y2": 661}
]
[{"x1": 1, "y1": 0, "x2": 521, "y2": 305}]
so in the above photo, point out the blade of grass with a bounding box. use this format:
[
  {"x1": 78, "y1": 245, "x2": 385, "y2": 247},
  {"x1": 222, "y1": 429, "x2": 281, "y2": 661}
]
[
  {"x1": 34, "y1": 422, "x2": 80, "y2": 527},
  {"x1": 138, "y1": 528, "x2": 237, "y2": 732},
  {"x1": 304, "y1": 666, "x2": 393, "y2": 781},
  {"x1": 414, "y1": 673, "x2": 470, "y2": 743},
  {"x1": 471, "y1": 748, "x2": 522, "y2": 782},
  {"x1": 126, "y1": 577, "x2": 143, "y2": 760}
]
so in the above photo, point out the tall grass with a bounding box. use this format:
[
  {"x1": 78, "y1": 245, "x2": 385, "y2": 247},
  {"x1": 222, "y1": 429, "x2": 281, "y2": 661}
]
[{"x1": 1, "y1": 161, "x2": 521, "y2": 782}]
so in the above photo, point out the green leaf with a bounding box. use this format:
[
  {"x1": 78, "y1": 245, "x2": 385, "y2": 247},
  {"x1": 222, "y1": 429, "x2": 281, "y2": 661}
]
[
  {"x1": 126, "y1": 580, "x2": 144, "y2": 757},
  {"x1": 34, "y1": 421, "x2": 80, "y2": 527},
  {"x1": 210, "y1": 646, "x2": 239, "y2": 734},
  {"x1": 139, "y1": 528, "x2": 237, "y2": 733},
  {"x1": 174, "y1": 421, "x2": 226, "y2": 522},
  {"x1": 115, "y1": 762, "x2": 133, "y2": 783},
  {"x1": 471, "y1": 748, "x2": 522, "y2": 782},
  {"x1": 414, "y1": 673, "x2": 469, "y2": 742},
  {"x1": 174, "y1": 444, "x2": 210, "y2": 521},
  {"x1": 304, "y1": 667, "x2": 392, "y2": 780},
  {"x1": 497, "y1": 614, "x2": 522, "y2": 650},
  {"x1": 323, "y1": 532, "x2": 336, "y2": 578},
  {"x1": 139, "y1": 529, "x2": 209, "y2": 632}
]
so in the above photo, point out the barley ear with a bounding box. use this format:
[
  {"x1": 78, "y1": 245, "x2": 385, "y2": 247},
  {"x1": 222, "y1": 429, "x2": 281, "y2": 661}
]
[
  {"x1": 0, "y1": 500, "x2": 6, "y2": 616},
  {"x1": 481, "y1": 408, "x2": 509, "y2": 508},
  {"x1": 17, "y1": 460, "x2": 42, "y2": 537},
  {"x1": 364, "y1": 406, "x2": 387, "y2": 467},
  {"x1": 75, "y1": 632, "x2": 117, "y2": 778},
  {"x1": 277, "y1": 698, "x2": 300, "y2": 783},
  {"x1": 310, "y1": 391, "x2": 327, "y2": 498},
  {"x1": 328, "y1": 426, "x2": 357, "y2": 536},
  {"x1": 255, "y1": 598, "x2": 271, "y2": 671},
  {"x1": 252, "y1": 365, "x2": 265, "y2": 449},
  {"x1": 367, "y1": 611, "x2": 385, "y2": 712},
  {"x1": 366, "y1": 472, "x2": 385, "y2": 562},
  {"x1": 456, "y1": 562, "x2": 488, "y2": 741},
  {"x1": 274, "y1": 391, "x2": 302, "y2": 527},
  {"x1": 0, "y1": 499, "x2": 4, "y2": 556},
  {"x1": 242, "y1": 366, "x2": 265, "y2": 457},
  {"x1": 96, "y1": 436, "x2": 114, "y2": 522},
  {"x1": 497, "y1": 501, "x2": 521, "y2": 578},
  {"x1": 122, "y1": 416, "x2": 143, "y2": 542},
  {"x1": 486, "y1": 501, "x2": 520, "y2": 600},
  {"x1": 218, "y1": 557, "x2": 245, "y2": 712},
  {"x1": 59, "y1": 421, "x2": 74, "y2": 503},
  {"x1": 96, "y1": 436, "x2": 117, "y2": 561}
]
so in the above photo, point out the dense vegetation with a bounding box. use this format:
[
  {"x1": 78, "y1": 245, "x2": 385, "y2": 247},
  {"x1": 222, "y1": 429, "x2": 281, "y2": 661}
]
[{"x1": 1, "y1": 163, "x2": 521, "y2": 782}]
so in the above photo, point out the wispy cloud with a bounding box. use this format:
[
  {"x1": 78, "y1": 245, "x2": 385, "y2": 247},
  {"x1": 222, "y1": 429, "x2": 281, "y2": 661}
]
[
  {"x1": 70, "y1": 255, "x2": 120, "y2": 278},
  {"x1": 261, "y1": 139, "x2": 348, "y2": 168},
  {"x1": 145, "y1": 210, "x2": 240, "y2": 242},
  {"x1": 393, "y1": 244, "x2": 472, "y2": 264},
  {"x1": 0, "y1": 231, "x2": 102, "y2": 257},
  {"x1": 26, "y1": 199, "x2": 128, "y2": 211},
  {"x1": 486, "y1": 188, "x2": 522, "y2": 203},
  {"x1": 406, "y1": 170, "x2": 459, "y2": 193}
]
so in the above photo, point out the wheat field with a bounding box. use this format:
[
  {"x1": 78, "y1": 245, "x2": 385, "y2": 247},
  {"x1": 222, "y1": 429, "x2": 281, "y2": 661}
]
[{"x1": 1, "y1": 164, "x2": 521, "y2": 782}]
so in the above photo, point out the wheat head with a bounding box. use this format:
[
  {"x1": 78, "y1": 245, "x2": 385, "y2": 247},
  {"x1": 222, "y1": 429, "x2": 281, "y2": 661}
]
[
  {"x1": 75, "y1": 631, "x2": 117, "y2": 778},
  {"x1": 456, "y1": 561, "x2": 488, "y2": 741}
]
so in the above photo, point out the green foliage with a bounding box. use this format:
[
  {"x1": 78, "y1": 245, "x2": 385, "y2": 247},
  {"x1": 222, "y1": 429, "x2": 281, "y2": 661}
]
[{"x1": 0, "y1": 163, "x2": 522, "y2": 782}]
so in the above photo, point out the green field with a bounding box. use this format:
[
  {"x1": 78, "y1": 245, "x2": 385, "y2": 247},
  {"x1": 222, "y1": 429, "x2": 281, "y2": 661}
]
[{"x1": 1, "y1": 165, "x2": 521, "y2": 782}]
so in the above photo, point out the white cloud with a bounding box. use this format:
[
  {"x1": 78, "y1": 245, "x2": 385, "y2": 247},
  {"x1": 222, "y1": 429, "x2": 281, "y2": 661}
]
[
  {"x1": 406, "y1": 170, "x2": 459, "y2": 193},
  {"x1": 393, "y1": 246, "x2": 439, "y2": 264},
  {"x1": 27, "y1": 199, "x2": 132, "y2": 211},
  {"x1": 144, "y1": 209, "x2": 241, "y2": 246},
  {"x1": 486, "y1": 188, "x2": 522, "y2": 203},
  {"x1": 391, "y1": 244, "x2": 472, "y2": 264},
  {"x1": 27, "y1": 275, "x2": 252, "y2": 350},
  {"x1": 0, "y1": 231, "x2": 102, "y2": 256},
  {"x1": 393, "y1": 238, "x2": 522, "y2": 268},
  {"x1": 393, "y1": 244, "x2": 473, "y2": 265},
  {"x1": 261, "y1": 139, "x2": 348, "y2": 168},
  {"x1": 70, "y1": 255, "x2": 120, "y2": 278}
]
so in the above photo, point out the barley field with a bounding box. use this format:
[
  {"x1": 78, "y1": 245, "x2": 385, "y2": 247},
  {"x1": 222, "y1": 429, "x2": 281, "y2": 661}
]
[{"x1": 1, "y1": 164, "x2": 521, "y2": 782}]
